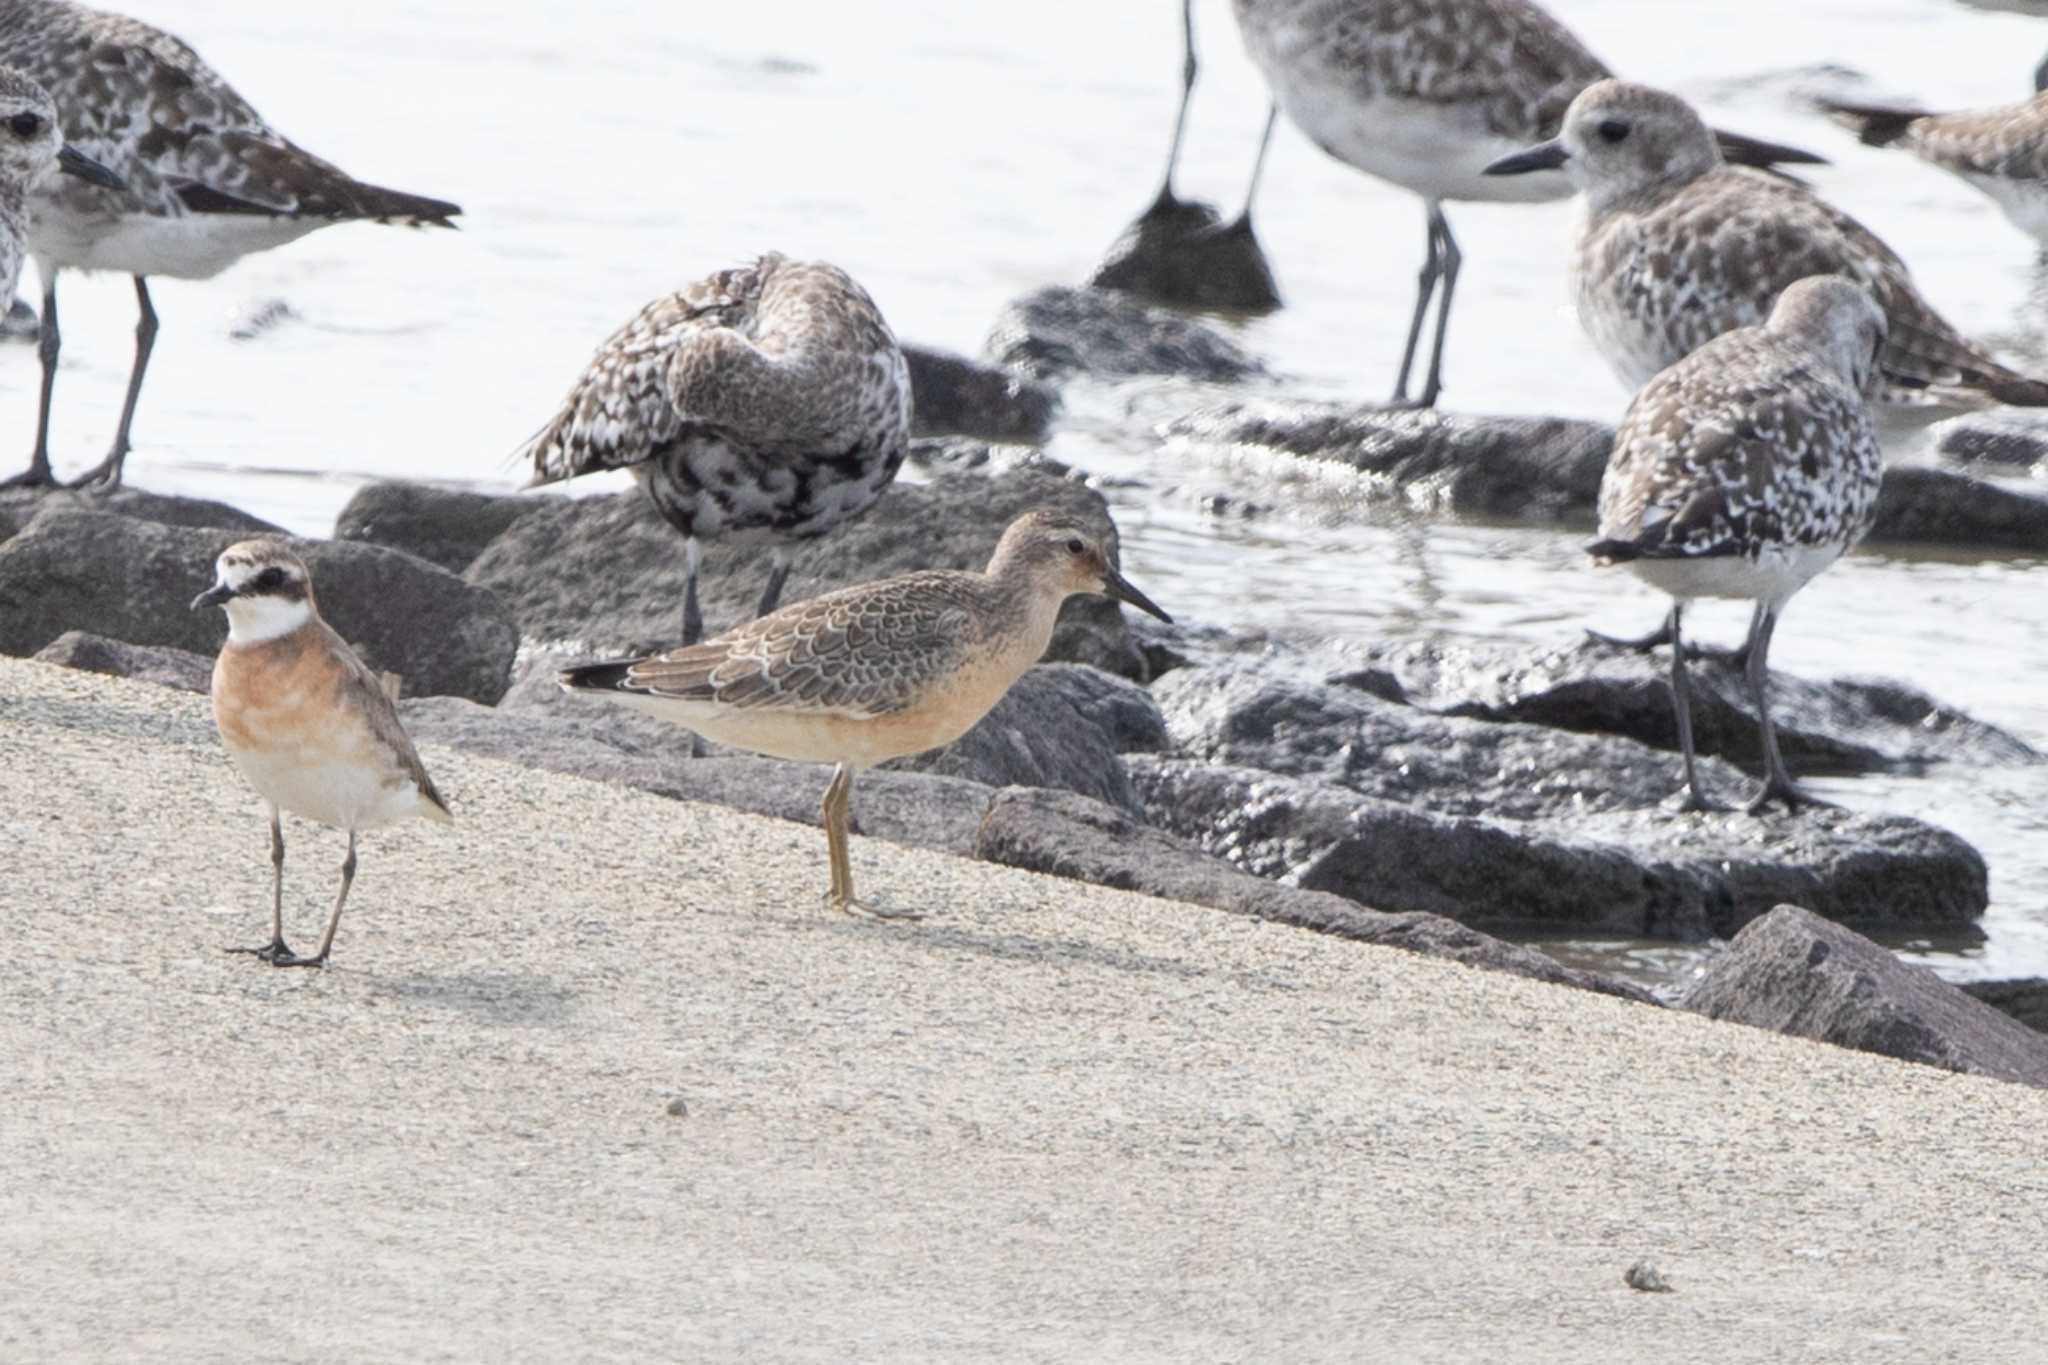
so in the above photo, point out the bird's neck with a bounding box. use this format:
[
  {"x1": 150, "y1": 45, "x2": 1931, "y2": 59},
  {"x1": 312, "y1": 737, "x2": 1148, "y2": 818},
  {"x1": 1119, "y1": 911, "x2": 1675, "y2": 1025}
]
[{"x1": 224, "y1": 596, "x2": 316, "y2": 645}]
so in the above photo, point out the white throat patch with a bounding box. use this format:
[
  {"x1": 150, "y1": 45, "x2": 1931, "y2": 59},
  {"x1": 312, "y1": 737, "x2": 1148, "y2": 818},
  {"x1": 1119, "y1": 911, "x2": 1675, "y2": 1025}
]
[{"x1": 223, "y1": 593, "x2": 312, "y2": 644}]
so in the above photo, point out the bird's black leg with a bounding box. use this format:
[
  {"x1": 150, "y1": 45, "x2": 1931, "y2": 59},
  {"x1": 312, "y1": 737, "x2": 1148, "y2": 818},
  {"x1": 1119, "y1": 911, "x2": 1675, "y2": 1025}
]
[
  {"x1": 1744, "y1": 606, "x2": 1829, "y2": 814},
  {"x1": 1667, "y1": 604, "x2": 1723, "y2": 813},
  {"x1": 1415, "y1": 204, "x2": 1462, "y2": 409},
  {"x1": 0, "y1": 274, "x2": 60, "y2": 489},
  {"x1": 271, "y1": 831, "x2": 355, "y2": 969},
  {"x1": 681, "y1": 537, "x2": 704, "y2": 647},
  {"x1": 227, "y1": 809, "x2": 299, "y2": 962},
  {"x1": 1390, "y1": 204, "x2": 1444, "y2": 408},
  {"x1": 755, "y1": 551, "x2": 791, "y2": 620},
  {"x1": 67, "y1": 276, "x2": 156, "y2": 491},
  {"x1": 1225, "y1": 102, "x2": 1278, "y2": 231}
]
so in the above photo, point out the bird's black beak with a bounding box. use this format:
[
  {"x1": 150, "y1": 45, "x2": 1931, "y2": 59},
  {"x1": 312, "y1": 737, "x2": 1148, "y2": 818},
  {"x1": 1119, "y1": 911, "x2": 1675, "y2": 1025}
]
[
  {"x1": 1102, "y1": 567, "x2": 1172, "y2": 624},
  {"x1": 1483, "y1": 140, "x2": 1569, "y2": 177},
  {"x1": 191, "y1": 583, "x2": 234, "y2": 610},
  {"x1": 57, "y1": 145, "x2": 125, "y2": 192}
]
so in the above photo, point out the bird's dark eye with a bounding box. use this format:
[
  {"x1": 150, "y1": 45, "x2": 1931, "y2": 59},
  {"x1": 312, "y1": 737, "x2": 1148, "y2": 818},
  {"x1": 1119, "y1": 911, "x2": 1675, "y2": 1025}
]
[
  {"x1": 1065, "y1": 537, "x2": 1085, "y2": 555},
  {"x1": 253, "y1": 566, "x2": 285, "y2": 591},
  {"x1": 9, "y1": 112, "x2": 41, "y2": 138},
  {"x1": 1597, "y1": 119, "x2": 1629, "y2": 144}
]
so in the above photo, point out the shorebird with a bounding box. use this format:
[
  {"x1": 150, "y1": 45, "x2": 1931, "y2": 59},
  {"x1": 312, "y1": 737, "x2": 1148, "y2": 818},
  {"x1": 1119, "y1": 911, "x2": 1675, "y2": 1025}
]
[
  {"x1": 558, "y1": 509, "x2": 1172, "y2": 918},
  {"x1": 0, "y1": 67, "x2": 122, "y2": 304},
  {"x1": 1589, "y1": 277, "x2": 1886, "y2": 814},
  {"x1": 1820, "y1": 89, "x2": 2048, "y2": 249},
  {"x1": 1230, "y1": 0, "x2": 1822, "y2": 408},
  {"x1": 520, "y1": 252, "x2": 912, "y2": 647},
  {"x1": 0, "y1": 0, "x2": 463, "y2": 491},
  {"x1": 194, "y1": 539, "x2": 452, "y2": 968},
  {"x1": 1485, "y1": 79, "x2": 2048, "y2": 411}
]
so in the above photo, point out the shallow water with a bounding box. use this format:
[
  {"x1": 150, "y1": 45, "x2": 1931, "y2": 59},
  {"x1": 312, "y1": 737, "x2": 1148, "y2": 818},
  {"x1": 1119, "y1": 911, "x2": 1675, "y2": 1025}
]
[{"x1": 9, "y1": 0, "x2": 2048, "y2": 988}]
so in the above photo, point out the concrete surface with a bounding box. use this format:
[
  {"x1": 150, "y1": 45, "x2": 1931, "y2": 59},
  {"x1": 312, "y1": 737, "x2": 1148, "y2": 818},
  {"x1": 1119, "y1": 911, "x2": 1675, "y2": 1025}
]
[{"x1": 2, "y1": 658, "x2": 2045, "y2": 1363}]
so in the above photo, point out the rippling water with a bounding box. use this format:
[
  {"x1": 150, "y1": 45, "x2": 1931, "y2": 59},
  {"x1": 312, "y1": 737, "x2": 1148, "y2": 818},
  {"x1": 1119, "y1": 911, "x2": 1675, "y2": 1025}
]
[{"x1": 9, "y1": 0, "x2": 2047, "y2": 986}]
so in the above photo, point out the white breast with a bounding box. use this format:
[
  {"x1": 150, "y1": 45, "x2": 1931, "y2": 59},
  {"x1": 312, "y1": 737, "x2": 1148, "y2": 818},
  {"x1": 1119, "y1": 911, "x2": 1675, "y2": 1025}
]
[{"x1": 30, "y1": 200, "x2": 327, "y2": 280}]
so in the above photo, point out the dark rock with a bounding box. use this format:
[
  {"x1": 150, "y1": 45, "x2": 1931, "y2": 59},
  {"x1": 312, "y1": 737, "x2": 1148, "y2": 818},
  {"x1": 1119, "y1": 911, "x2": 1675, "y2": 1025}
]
[
  {"x1": 335, "y1": 482, "x2": 533, "y2": 574},
  {"x1": 1163, "y1": 400, "x2": 1614, "y2": 525},
  {"x1": 1961, "y1": 978, "x2": 2048, "y2": 1035},
  {"x1": 0, "y1": 487, "x2": 282, "y2": 545},
  {"x1": 401, "y1": 694, "x2": 992, "y2": 858},
  {"x1": 0, "y1": 508, "x2": 517, "y2": 703},
  {"x1": 1359, "y1": 638, "x2": 2038, "y2": 775},
  {"x1": 32, "y1": 630, "x2": 212, "y2": 693},
  {"x1": 1869, "y1": 466, "x2": 2048, "y2": 552},
  {"x1": 1682, "y1": 905, "x2": 2048, "y2": 1087},
  {"x1": 973, "y1": 785, "x2": 1652, "y2": 1002},
  {"x1": 465, "y1": 468, "x2": 1153, "y2": 678},
  {"x1": 903, "y1": 344, "x2": 1059, "y2": 442},
  {"x1": 984, "y1": 284, "x2": 1263, "y2": 384},
  {"x1": 1127, "y1": 755, "x2": 1987, "y2": 941},
  {"x1": 890, "y1": 664, "x2": 1164, "y2": 812},
  {"x1": 1087, "y1": 190, "x2": 1283, "y2": 314}
]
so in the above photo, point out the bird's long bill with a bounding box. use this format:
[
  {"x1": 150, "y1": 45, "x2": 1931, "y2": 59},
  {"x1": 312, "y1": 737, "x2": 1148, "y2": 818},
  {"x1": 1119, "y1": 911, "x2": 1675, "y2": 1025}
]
[
  {"x1": 191, "y1": 583, "x2": 234, "y2": 610},
  {"x1": 1103, "y1": 567, "x2": 1172, "y2": 623},
  {"x1": 57, "y1": 145, "x2": 126, "y2": 192},
  {"x1": 1483, "y1": 140, "x2": 1569, "y2": 177}
]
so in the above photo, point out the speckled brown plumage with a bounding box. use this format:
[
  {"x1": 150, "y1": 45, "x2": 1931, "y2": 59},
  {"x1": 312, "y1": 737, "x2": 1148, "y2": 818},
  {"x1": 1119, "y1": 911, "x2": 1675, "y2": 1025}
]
[
  {"x1": 520, "y1": 252, "x2": 912, "y2": 644},
  {"x1": 1822, "y1": 91, "x2": 2048, "y2": 247}
]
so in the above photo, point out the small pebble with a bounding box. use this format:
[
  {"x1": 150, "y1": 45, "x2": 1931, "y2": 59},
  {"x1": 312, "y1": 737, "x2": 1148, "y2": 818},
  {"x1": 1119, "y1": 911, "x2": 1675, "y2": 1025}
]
[
  {"x1": 1624, "y1": 1261, "x2": 1674, "y2": 1293},
  {"x1": 664, "y1": 1096, "x2": 688, "y2": 1117}
]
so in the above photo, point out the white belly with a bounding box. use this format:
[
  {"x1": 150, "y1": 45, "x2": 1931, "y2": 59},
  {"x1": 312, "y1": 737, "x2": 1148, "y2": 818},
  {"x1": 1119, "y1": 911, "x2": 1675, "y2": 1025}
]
[
  {"x1": 228, "y1": 743, "x2": 430, "y2": 831},
  {"x1": 1619, "y1": 542, "x2": 1846, "y2": 610},
  {"x1": 1958, "y1": 171, "x2": 2048, "y2": 247},
  {"x1": 30, "y1": 201, "x2": 327, "y2": 280},
  {"x1": 1267, "y1": 63, "x2": 1570, "y2": 205}
]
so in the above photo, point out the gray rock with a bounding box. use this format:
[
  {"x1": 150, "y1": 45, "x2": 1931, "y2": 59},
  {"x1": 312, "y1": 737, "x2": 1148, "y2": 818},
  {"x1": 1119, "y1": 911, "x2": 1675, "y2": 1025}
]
[
  {"x1": 890, "y1": 663, "x2": 1164, "y2": 813},
  {"x1": 1682, "y1": 905, "x2": 2048, "y2": 1088},
  {"x1": 466, "y1": 468, "x2": 1152, "y2": 678},
  {"x1": 335, "y1": 482, "x2": 533, "y2": 574},
  {"x1": 903, "y1": 344, "x2": 1058, "y2": 442},
  {"x1": 973, "y1": 785, "x2": 1652, "y2": 1003},
  {"x1": 984, "y1": 284, "x2": 1264, "y2": 384},
  {"x1": 32, "y1": 630, "x2": 212, "y2": 694},
  {"x1": 1359, "y1": 637, "x2": 2038, "y2": 775},
  {"x1": 0, "y1": 487, "x2": 283, "y2": 545},
  {"x1": 1869, "y1": 466, "x2": 2048, "y2": 552},
  {"x1": 1087, "y1": 191, "x2": 1283, "y2": 314},
  {"x1": 1127, "y1": 755, "x2": 1986, "y2": 940},
  {"x1": 401, "y1": 694, "x2": 992, "y2": 858},
  {"x1": 0, "y1": 508, "x2": 518, "y2": 703},
  {"x1": 1960, "y1": 978, "x2": 2048, "y2": 1035},
  {"x1": 907, "y1": 436, "x2": 1072, "y2": 479},
  {"x1": 1163, "y1": 400, "x2": 1614, "y2": 525}
]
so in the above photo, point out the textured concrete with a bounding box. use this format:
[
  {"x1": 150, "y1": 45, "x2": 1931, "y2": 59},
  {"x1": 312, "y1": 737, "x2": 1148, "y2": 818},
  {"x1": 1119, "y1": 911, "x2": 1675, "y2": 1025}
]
[{"x1": 3, "y1": 658, "x2": 2046, "y2": 1363}]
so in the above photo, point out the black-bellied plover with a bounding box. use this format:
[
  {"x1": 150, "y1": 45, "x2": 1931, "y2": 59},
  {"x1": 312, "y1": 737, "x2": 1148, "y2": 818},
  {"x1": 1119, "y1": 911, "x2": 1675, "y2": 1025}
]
[
  {"x1": 0, "y1": 68, "x2": 121, "y2": 306},
  {"x1": 1589, "y1": 277, "x2": 1885, "y2": 814},
  {"x1": 1821, "y1": 89, "x2": 2048, "y2": 248},
  {"x1": 194, "y1": 539, "x2": 452, "y2": 968},
  {"x1": 559, "y1": 510, "x2": 1172, "y2": 917},
  {"x1": 521, "y1": 252, "x2": 912, "y2": 647},
  {"x1": 0, "y1": 0, "x2": 462, "y2": 491},
  {"x1": 1231, "y1": 0, "x2": 1820, "y2": 408},
  {"x1": 1486, "y1": 78, "x2": 2048, "y2": 412}
]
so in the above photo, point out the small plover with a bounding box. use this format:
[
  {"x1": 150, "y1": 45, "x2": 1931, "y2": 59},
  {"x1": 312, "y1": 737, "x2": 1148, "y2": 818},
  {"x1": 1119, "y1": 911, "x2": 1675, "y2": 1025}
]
[
  {"x1": 520, "y1": 252, "x2": 912, "y2": 646},
  {"x1": 1486, "y1": 79, "x2": 2048, "y2": 412},
  {"x1": 1231, "y1": 0, "x2": 1820, "y2": 408},
  {"x1": 558, "y1": 510, "x2": 1172, "y2": 917},
  {"x1": 0, "y1": 0, "x2": 463, "y2": 491},
  {"x1": 0, "y1": 67, "x2": 121, "y2": 305},
  {"x1": 1589, "y1": 276, "x2": 1885, "y2": 813},
  {"x1": 1821, "y1": 89, "x2": 2048, "y2": 249},
  {"x1": 194, "y1": 539, "x2": 452, "y2": 968}
]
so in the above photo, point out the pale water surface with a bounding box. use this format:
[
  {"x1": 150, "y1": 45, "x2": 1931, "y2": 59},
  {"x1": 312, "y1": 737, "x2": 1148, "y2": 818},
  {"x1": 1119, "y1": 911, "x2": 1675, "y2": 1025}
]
[{"x1": 10, "y1": 0, "x2": 2048, "y2": 986}]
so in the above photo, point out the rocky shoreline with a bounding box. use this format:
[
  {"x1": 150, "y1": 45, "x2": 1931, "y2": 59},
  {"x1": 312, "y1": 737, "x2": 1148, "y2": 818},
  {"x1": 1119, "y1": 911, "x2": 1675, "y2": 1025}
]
[{"x1": 5, "y1": 285, "x2": 2048, "y2": 1089}]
